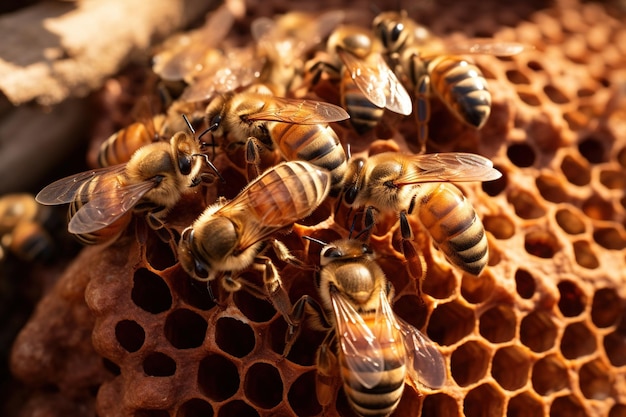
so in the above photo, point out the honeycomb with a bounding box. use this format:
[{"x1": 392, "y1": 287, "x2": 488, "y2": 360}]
[{"x1": 8, "y1": 0, "x2": 626, "y2": 416}]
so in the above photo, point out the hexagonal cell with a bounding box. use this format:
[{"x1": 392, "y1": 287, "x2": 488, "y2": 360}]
[
  {"x1": 557, "y1": 280, "x2": 586, "y2": 317},
  {"x1": 507, "y1": 143, "x2": 536, "y2": 168},
  {"x1": 483, "y1": 214, "x2": 516, "y2": 240},
  {"x1": 532, "y1": 354, "x2": 569, "y2": 396},
  {"x1": 560, "y1": 322, "x2": 596, "y2": 359},
  {"x1": 514, "y1": 268, "x2": 536, "y2": 299},
  {"x1": 479, "y1": 305, "x2": 516, "y2": 343},
  {"x1": 422, "y1": 393, "x2": 459, "y2": 417},
  {"x1": 593, "y1": 226, "x2": 626, "y2": 250},
  {"x1": 115, "y1": 319, "x2": 145, "y2": 353},
  {"x1": 244, "y1": 362, "x2": 283, "y2": 409},
  {"x1": 604, "y1": 321, "x2": 626, "y2": 367},
  {"x1": 491, "y1": 345, "x2": 531, "y2": 391},
  {"x1": 233, "y1": 283, "x2": 279, "y2": 323},
  {"x1": 482, "y1": 166, "x2": 508, "y2": 197},
  {"x1": 169, "y1": 267, "x2": 216, "y2": 311},
  {"x1": 507, "y1": 188, "x2": 546, "y2": 219},
  {"x1": 288, "y1": 370, "x2": 322, "y2": 417},
  {"x1": 450, "y1": 340, "x2": 490, "y2": 387},
  {"x1": 520, "y1": 310, "x2": 557, "y2": 353},
  {"x1": 463, "y1": 383, "x2": 505, "y2": 417},
  {"x1": 144, "y1": 234, "x2": 177, "y2": 271},
  {"x1": 544, "y1": 85, "x2": 570, "y2": 104},
  {"x1": 142, "y1": 351, "x2": 176, "y2": 377},
  {"x1": 560, "y1": 154, "x2": 590, "y2": 186},
  {"x1": 215, "y1": 317, "x2": 256, "y2": 358},
  {"x1": 572, "y1": 240, "x2": 599, "y2": 269},
  {"x1": 536, "y1": 174, "x2": 569, "y2": 204},
  {"x1": 421, "y1": 261, "x2": 457, "y2": 300},
  {"x1": 132, "y1": 268, "x2": 172, "y2": 314},
  {"x1": 599, "y1": 168, "x2": 626, "y2": 190},
  {"x1": 506, "y1": 391, "x2": 544, "y2": 417},
  {"x1": 549, "y1": 395, "x2": 586, "y2": 417},
  {"x1": 428, "y1": 300, "x2": 475, "y2": 346},
  {"x1": 591, "y1": 288, "x2": 622, "y2": 328},
  {"x1": 176, "y1": 398, "x2": 214, "y2": 417},
  {"x1": 198, "y1": 354, "x2": 240, "y2": 402},
  {"x1": 579, "y1": 358, "x2": 612, "y2": 400},
  {"x1": 164, "y1": 308, "x2": 208, "y2": 349},
  {"x1": 217, "y1": 400, "x2": 259, "y2": 417},
  {"x1": 578, "y1": 135, "x2": 607, "y2": 164},
  {"x1": 555, "y1": 206, "x2": 586, "y2": 235},
  {"x1": 524, "y1": 229, "x2": 560, "y2": 259},
  {"x1": 505, "y1": 69, "x2": 531, "y2": 84},
  {"x1": 394, "y1": 294, "x2": 429, "y2": 330},
  {"x1": 582, "y1": 194, "x2": 615, "y2": 221},
  {"x1": 461, "y1": 273, "x2": 496, "y2": 305},
  {"x1": 518, "y1": 91, "x2": 542, "y2": 106}
]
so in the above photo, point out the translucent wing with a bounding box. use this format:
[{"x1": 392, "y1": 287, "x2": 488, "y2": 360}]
[
  {"x1": 393, "y1": 152, "x2": 502, "y2": 185},
  {"x1": 338, "y1": 48, "x2": 386, "y2": 109},
  {"x1": 397, "y1": 316, "x2": 446, "y2": 389},
  {"x1": 338, "y1": 49, "x2": 412, "y2": 115},
  {"x1": 441, "y1": 39, "x2": 530, "y2": 57},
  {"x1": 331, "y1": 289, "x2": 384, "y2": 389},
  {"x1": 246, "y1": 97, "x2": 350, "y2": 124},
  {"x1": 35, "y1": 165, "x2": 127, "y2": 205},
  {"x1": 68, "y1": 177, "x2": 158, "y2": 234}
]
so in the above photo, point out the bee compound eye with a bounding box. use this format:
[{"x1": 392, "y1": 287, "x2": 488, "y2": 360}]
[
  {"x1": 391, "y1": 23, "x2": 404, "y2": 42},
  {"x1": 344, "y1": 186, "x2": 358, "y2": 205},
  {"x1": 193, "y1": 259, "x2": 210, "y2": 280},
  {"x1": 209, "y1": 114, "x2": 222, "y2": 130},
  {"x1": 322, "y1": 247, "x2": 342, "y2": 259},
  {"x1": 178, "y1": 154, "x2": 193, "y2": 175},
  {"x1": 361, "y1": 244, "x2": 373, "y2": 255}
]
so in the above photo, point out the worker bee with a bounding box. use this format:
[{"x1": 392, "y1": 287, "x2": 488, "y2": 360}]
[
  {"x1": 341, "y1": 152, "x2": 502, "y2": 277},
  {"x1": 310, "y1": 24, "x2": 412, "y2": 134},
  {"x1": 373, "y1": 10, "x2": 528, "y2": 150},
  {"x1": 286, "y1": 238, "x2": 446, "y2": 417},
  {"x1": 203, "y1": 84, "x2": 349, "y2": 193},
  {"x1": 36, "y1": 129, "x2": 206, "y2": 245},
  {"x1": 0, "y1": 193, "x2": 56, "y2": 262},
  {"x1": 178, "y1": 160, "x2": 331, "y2": 316}
]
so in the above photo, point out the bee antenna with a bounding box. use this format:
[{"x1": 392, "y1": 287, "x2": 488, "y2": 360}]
[
  {"x1": 193, "y1": 153, "x2": 226, "y2": 183},
  {"x1": 182, "y1": 114, "x2": 195, "y2": 134},
  {"x1": 302, "y1": 236, "x2": 328, "y2": 247},
  {"x1": 346, "y1": 143, "x2": 352, "y2": 160}
]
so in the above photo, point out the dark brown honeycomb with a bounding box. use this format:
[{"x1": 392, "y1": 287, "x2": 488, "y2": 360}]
[{"x1": 9, "y1": 0, "x2": 626, "y2": 416}]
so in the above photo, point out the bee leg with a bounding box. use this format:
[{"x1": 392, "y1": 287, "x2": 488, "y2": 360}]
[
  {"x1": 252, "y1": 255, "x2": 295, "y2": 328},
  {"x1": 245, "y1": 137, "x2": 264, "y2": 181},
  {"x1": 284, "y1": 295, "x2": 331, "y2": 357},
  {"x1": 307, "y1": 60, "x2": 340, "y2": 87},
  {"x1": 270, "y1": 238, "x2": 307, "y2": 269},
  {"x1": 354, "y1": 206, "x2": 377, "y2": 241},
  {"x1": 399, "y1": 210, "x2": 426, "y2": 295},
  {"x1": 316, "y1": 332, "x2": 340, "y2": 407},
  {"x1": 145, "y1": 213, "x2": 180, "y2": 261},
  {"x1": 414, "y1": 72, "x2": 431, "y2": 154}
]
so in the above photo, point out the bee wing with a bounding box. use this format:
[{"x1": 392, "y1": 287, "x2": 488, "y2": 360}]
[
  {"x1": 68, "y1": 177, "x2": 158, "y2": 234},
  {"x1": 394, "y1": 153, "x2": 502, "y2": 185},
  {"x1": 397, "y1": 316, "x2": 446, "y2": 389},
  {"x1": 246, "y1": 97, "x2": 350, "y2": 124},
  {"x1": 330, "y1": 290, "x2": 384, "y2": 389},
  {"x1": 374, "y1": 54, "x2": 412, "y2": 116},
  {"x1": 338, "y1": 48, "x2": 386, "y2": 109},
  {"x1": 441, "y1": 39, "x2": 530, "y2": 57},
  {"x1": 35, "y1": 165, "x2": 127, "y2": 205}
]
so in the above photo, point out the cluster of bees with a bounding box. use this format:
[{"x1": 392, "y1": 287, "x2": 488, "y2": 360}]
[{"x1": 32, "y1": 5, "x2": 527, "y2": 417}]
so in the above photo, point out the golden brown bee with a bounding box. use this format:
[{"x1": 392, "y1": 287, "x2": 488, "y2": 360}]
[
  {"x1": 286, "y1": 238, "x2": 446, "y2": 417},
  {"x1": 341, "y1": 152, "x2": 501, "y2": 277},
  {"x1": 0, "y1": 193, "x2": 55, "y2": 262},
  {"x1": 311, "y1": 24, "x2": 412, "y2": 134},
  {"x1": 179, "y1": 10, "x2": 343, "y2": 103},
  {"x1": 203, "y1": 84, "x2": 349, "y2": 193},
  {"x1": 36, "y1": 130, "x2": 206, "y2": 245},
  {"x1": 373, "y1": 10, "x2": 527, "y2": 150},
  {"x1": 178, "y1": 161, "x2": 331, "y2": 315}
]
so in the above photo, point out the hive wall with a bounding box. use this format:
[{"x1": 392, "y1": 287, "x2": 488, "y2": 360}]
[{"x1": 9, "y1": 0, "x2": 626, "y2": 416}]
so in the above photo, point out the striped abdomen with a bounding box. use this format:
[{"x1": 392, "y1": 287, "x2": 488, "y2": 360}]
[
  {"x1": 239, "y1": 160, "x2": 331, "y2": 228},
  {"x1": 341, "y1": 70, "x2": 384, "y2": 135},
  {"x1": 269, "y1": 121, "x2": 347, "y2": 194},
  {"x1": 67, "y1": 180, "x2": 132, "y2": 245},
  {"x1": 97, "y1": 122, "x2": 155, "y2": 167},
  {"x1": 428, "y1": 56, "x2": 491, "y2": 129},
  {"x1": 339, "y1": 314, "x2": 406, "y2": 417},
  {"x1": 415, "y1": 183, "x2": 488, "y2": 275}
]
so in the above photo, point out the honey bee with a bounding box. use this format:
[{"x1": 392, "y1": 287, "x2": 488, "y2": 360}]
[
  {"x1": 178, "y1": 160, "x2": 331, "y2": 315},
  {"x1": 341, "y1": 152, "x2": 501, "y2": 277},
  {"x1": 203, "y1": 84, "x2": 349, "y2": 193},
  {"x1": 0, "y1": 193, "x2": 55, "y2": 262},
  {"x1": 373, "y1": 10, "x2": 528, "y2": 150},
  {"x1": 36, "y1": 129, "x2": 206, "y2": 245},
  {"x1": 310, "y1": 24, "x2": 412, "y2": 134},
  {"x1": 286, "y1": 238, "x2": 446, "y2": 417}
]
